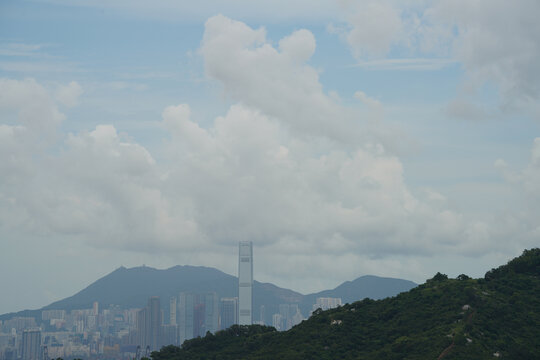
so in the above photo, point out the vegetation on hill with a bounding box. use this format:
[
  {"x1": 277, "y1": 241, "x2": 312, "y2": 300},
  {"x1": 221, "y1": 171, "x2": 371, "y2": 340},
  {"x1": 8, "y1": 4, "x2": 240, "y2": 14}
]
[{"x1": 150, "y1": 248, "x2": 540, "y2": 360}]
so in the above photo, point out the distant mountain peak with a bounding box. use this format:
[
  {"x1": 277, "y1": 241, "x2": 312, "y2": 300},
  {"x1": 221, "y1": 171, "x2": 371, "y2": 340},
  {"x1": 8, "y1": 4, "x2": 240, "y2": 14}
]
[{"x1": 1, "y1": 264, "x2": 416, "y2": 325}]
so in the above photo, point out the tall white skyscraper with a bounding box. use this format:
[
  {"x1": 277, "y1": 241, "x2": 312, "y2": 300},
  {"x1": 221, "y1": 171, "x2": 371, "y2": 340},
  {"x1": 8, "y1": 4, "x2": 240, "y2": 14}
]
[{"x1": 238, "y1": 241, "x2": 253, "y2": 325}]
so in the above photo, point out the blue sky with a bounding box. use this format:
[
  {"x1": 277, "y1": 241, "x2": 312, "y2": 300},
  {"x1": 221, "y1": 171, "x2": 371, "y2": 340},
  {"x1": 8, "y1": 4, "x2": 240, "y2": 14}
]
[{"x1": 1, "y1": 0, "x2": 539, "y2": 314}]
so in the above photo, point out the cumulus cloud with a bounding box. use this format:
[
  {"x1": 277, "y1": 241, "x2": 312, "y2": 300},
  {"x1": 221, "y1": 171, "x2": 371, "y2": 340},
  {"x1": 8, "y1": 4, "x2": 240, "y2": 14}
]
[
  {"x1": 0, "y1": 78, "x2": 66, "y2": 202},
  {"x1": 520, "y1": 138, "x2": 540, "y2": 199},
  {"x1": 278, "y1": 29, "x2": 316, "y2": 63},
  {"x1": 425, "y1": 0, "x2": 540, "y2": 110},
  {"x1": 1, "y1": 16, "x2": 537, "y2": 296},
  {"x1": 336, "y1": 0, "x2": 403, "y2": 58},
  {"x1": 55, "y1": 81, "x2": 83, "y2": 107},
  {"x1": 159, "y1": 101, "x2": 475, "y2": 257},
  {"x1": 200, "y1": 15, "x2": 359, "y2": 144},
  {"x1": 494, "y1": 138, "x2": 540, "y2": 249},
  {"x1": 354, "y1": 91, "x2": 382, "y2": 112},
  {"x1": 335, "y1": 0, "x2": 540, "y2": 119},
  {"x1": 0, "y1": 78, "x2": 65, "y2": 132},
  {"x1": 445, "y1": 98, "x2": 489, "y2": 121}
]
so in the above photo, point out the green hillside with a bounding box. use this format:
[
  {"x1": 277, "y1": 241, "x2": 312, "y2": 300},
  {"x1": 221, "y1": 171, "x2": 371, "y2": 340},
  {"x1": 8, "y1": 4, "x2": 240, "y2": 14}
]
[{"x1": 150, "y1": 248, "x2": 540, "y2": 360}]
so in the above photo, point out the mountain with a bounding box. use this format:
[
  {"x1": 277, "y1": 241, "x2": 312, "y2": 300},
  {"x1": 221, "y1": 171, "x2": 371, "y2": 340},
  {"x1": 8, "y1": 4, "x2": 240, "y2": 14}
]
[
  {"x1": 43, "y1": 265, "x2": 236, "y2": 311},
  {"x1": 150, "y1": 248, "x2": 540, "y2": 359},
  {"x1": 297, "y1": 275, "x2": 417, "y2": 318},
  {"x1": 39, "y1": 265, "x2": 306, "y2": 325},
  {"x1": 304, "y1": 275, "x2": 416, "y2": 305},
  {"x1": 0, "y1": 266, "x2": 415, "y2": 324}
]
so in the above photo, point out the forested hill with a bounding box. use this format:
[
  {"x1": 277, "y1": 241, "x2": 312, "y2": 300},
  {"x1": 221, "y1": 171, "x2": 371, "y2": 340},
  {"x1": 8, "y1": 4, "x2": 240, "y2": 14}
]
[{"x1": 150, "y1": 248, "x2": 540, "y2": 360}]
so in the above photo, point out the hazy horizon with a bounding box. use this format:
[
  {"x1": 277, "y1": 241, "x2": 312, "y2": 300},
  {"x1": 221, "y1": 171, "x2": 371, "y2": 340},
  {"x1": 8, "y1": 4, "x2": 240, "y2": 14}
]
[
  {"x1": 1, "y1": 260, "x2": 421, "y2": 315},
  {"x1": 1, "y1": 0, "x2": 539, "y2": 315}
]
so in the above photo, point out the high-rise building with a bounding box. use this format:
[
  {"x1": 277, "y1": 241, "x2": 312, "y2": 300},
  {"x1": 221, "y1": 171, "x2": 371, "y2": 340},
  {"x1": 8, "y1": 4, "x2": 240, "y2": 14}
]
[
  {"x1": 147, "y1": 297, "x2": 161, "y2": 351},
  {"x1": 160, "y1": 324, "x2": 178, "y2": 347},
  {"x1": 279, "y1": 304, "x2": 291, "y2": 330},
  {"x1": 136, "y1": 297, "x2": 162, "y2": 351},
  {"x1": 21, "y1": 329, "x2": 41, "y2": 360},
  {"x1": 41, "y1": 310, "x2": 65, "y2": 321},
  {"x1": 136, "y1": 307, "x2": 147, "y2": 349},
  {"x1": 169, "y1": 297, "x2": 177, "y2": 326},
  {"x1": 178, "y1": 292, "x2": 218, "y2": 344},
  {"x1": 272, "y1": 304, "x2": 304, "y2": 331},
  {"x1": 203, "y1": 293, "x2": 218, "y2": 335},
  {"x1": 238, "y1": 241, "x2": 253, "y2": 325},
  {"x1": 312, "y1": 297, "x2": 342, "y2": 312},
  {"x1": 272, "y1": 314, "x2": 283, "y2": 331},
  {"x1": 178, "y1": 292, "x2": 194, "y2": 344},
  {"x1": 219, "y1": 298, "x2": 238, "y2": 330},
  {"x1": 259, "y1": 305, "x2": 265, "y2": 325}
]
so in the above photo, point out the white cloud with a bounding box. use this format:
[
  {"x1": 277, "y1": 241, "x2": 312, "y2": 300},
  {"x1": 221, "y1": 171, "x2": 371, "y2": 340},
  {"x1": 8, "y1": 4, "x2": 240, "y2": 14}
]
[
  {"x1": 351, "y1": 58, "x2": 455, "y2": 71},
  {"x1": 338, "y1": 0, "x2": 403, "y2": 58},
  {"x1": 31, "y1": 0, "x2": 339, "y2": 22},
  {"x1": 521, "y1": 138, "x2": 540, "y2": 198},
  {"x1": 354, "y1": 91, "x2": 382, "y2": 109},
  {"x1": 336, "y1": 0, "x2": 540, "y2": 118},
  {"x1": 278, "y1": 29, "x2": 316, "y2": 64},
  {"x1": 327, "y1": 0, "x2": 540, "y2": 123},
  {"x1": 0, "y1": 43, "x2": 47, "y2": 57},
  {"x1": 0, "y1": 75, "x2": 496, "y2": 273},
  {"x1": 2, "y1": 13, "x2": 538, "y2": 306},
  {"x1": 105, "y1": 81, "x2": 148, "y2": 92},
  {"x1": 445, "y1": 99, "x2": 489, "y2": 121},
  {"x1": 0, "y1": 61, "x2": 81, "y2": 74},
  {"x1": 425, "y1": 0, "x2": 540, "y2": 108},
  {"x1": 200, "y1": 15, "x2": 360, "y2": 144},
  {"x1": 0, "y1": 78, "x2": 65, "y2": 140},
  {"x1": 55, "y1": 81, "x2": 83, "y2": 107}
]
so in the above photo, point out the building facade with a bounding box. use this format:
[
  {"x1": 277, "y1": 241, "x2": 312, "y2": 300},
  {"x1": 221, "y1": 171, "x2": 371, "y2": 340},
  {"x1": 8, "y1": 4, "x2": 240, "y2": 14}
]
[
  {"x1": 219, "y1": 298, "x2": 238, "y2": 330},
  {"x1": 21, "y1": 329, "x2": 41, "y2": 360},
  {"x1": 238, "y1": 241, "x2": 253, "y2": 325},
  {"x1": 177, "y1": 292, "x2": 218, "y2": 344},
  {"x1": 136, "y1": 297, "x2": 162, "y2": 351}
]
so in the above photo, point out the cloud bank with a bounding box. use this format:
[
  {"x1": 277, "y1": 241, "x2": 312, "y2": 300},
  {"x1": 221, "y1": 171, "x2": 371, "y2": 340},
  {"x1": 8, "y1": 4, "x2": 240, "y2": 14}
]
[
  {"x1": 335, "y1": 0, "x2": 540, "y2": 119},
  {"x1": 1, "y1": 14, "x2": 538, "y2": 295}
]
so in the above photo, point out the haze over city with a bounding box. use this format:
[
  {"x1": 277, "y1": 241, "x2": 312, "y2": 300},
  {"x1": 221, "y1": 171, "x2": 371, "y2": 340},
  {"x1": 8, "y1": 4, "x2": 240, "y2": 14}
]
[{"x1": 1, "y1": 0, "x2": 540, "y2": 319}]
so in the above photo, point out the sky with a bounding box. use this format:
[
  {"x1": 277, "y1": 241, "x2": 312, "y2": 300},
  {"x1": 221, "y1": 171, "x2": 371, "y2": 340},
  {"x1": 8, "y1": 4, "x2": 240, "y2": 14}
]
[{"x1": 1, "y1": 0, "x2": 539, "y2": 314}]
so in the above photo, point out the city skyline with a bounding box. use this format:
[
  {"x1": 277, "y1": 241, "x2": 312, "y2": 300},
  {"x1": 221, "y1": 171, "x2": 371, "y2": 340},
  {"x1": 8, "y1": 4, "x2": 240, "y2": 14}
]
[
  {"x1": 0, "y1": 243, "x2": 351, "y2": 360},
  {"x1": 0, "y1": 248, "x2": 531, "y2": 359}
]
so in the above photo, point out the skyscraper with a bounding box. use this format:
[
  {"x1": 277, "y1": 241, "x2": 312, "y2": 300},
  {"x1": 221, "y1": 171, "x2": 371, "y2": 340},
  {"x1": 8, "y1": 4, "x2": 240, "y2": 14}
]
[
  {"x1": 169, "y1": 297, "x2": 177, "y2": 326},
  {"x1": 219, "y1": 297, "x2": 238, "y2": 330},
  {"x1": 178, "y1": 292, "x2": 194, "y2": 344},
  {"x1": 21, "y1": 329, "x2": 41, "y2": 360},
  {"x1": 147, "y1": 296, "x2": 161, "y2": 351},
  {"x1": 178, "y1": 292, "x2": 218, "y2": 344},
  {"x1": 136, "y1": 297, "x2": 162, "y2": 351},
  {"x1": 238, "y1": 241, "x2": 253, "y2": 325},
  {"x1": 136, "y1": 307, "x2": 147, "y2": 348}
]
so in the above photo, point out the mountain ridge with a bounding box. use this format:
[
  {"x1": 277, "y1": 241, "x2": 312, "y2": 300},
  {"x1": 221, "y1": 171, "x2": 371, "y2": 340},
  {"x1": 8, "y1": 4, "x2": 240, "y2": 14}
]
[{"x1": 0, "y1": 265, "x2": 416, "y2": 324}]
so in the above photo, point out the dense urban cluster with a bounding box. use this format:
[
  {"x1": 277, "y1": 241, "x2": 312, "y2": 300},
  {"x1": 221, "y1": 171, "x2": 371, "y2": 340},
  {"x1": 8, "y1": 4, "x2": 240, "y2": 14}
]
[
  {"x1": 0, "y1": 296, "x2": 342, "y2": 360},
  {"x1": 0, "y1": 242, "x2": 342, "y2": 360}
]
